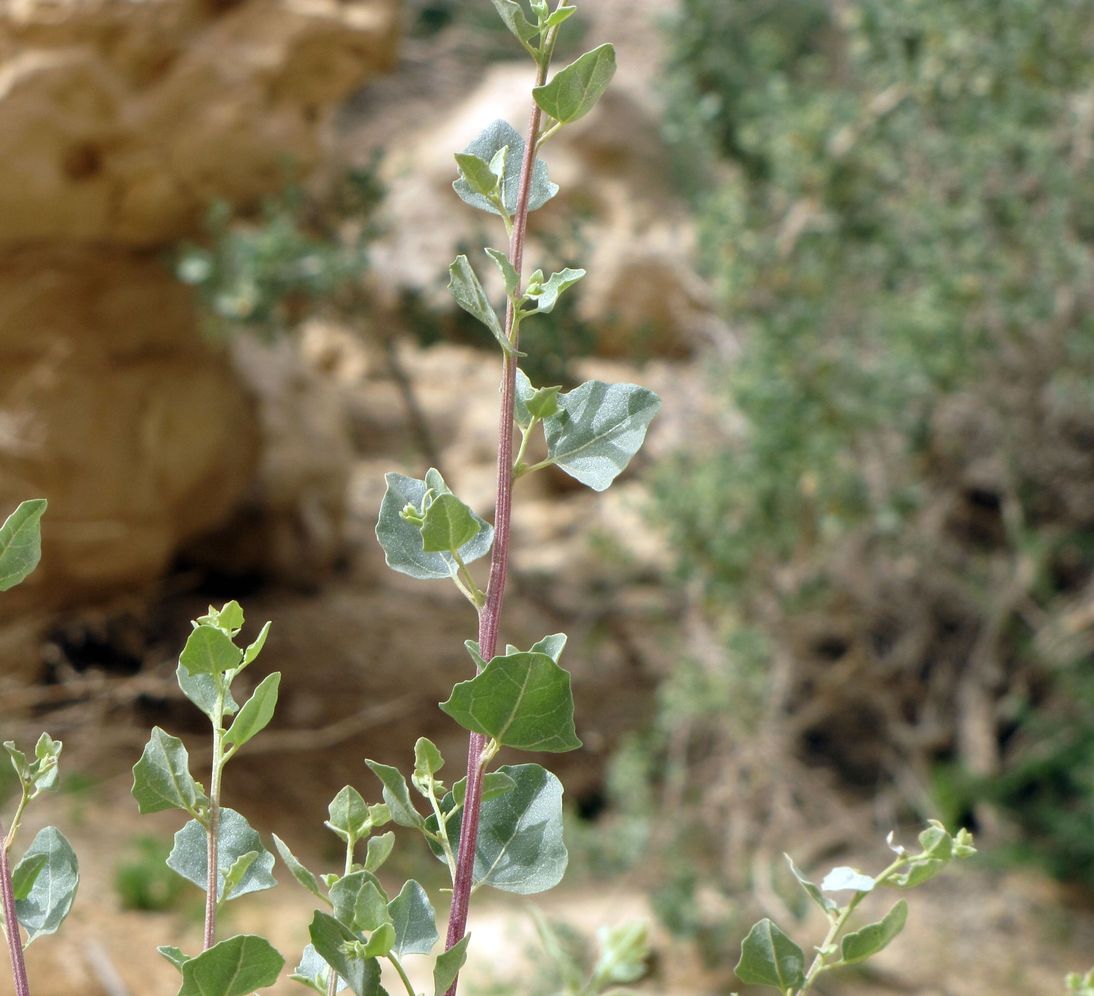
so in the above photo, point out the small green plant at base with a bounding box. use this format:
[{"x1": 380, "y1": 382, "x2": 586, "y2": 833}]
[
  {"x1": 1068, "y1": 969, "x2": 1094, "y2": 995},
  {"x1": 131, "y1": 599, "x2": 286, "y2": 992},
  {"x1": 0, "y1": 499, "x2": 79, "y2": 996},
  {"x1": 734, "y1": 823, "x2": 976, "y2": 994}
]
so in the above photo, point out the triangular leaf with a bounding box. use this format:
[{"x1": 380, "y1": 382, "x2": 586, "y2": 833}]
[
  {"x1": 433, "y1": 764, "x2": 568, "y2": 895},
  {"x1": 434, "y1": 935, "x2": 471, "y2": 996},
  {"x1": 452, "y1": 119, "x2": 558, "y2": 217},
  {"x1": 330, "y1": 871, "x2": 391, "y2": 934},
  {"x1": 179, "y1": 625, "x2": 242, "y2": 676},
  {"x1": 167, "y1": 808, "x2": 276, "y2": 902},
  {"x1": 734, "y1": 918, "x2": 806, "y2": 990},
  {"x1": 178, "y1": 934, "x2": 284, "y2": 996},
  {"x1": 543, "y1": 380, "x2": 661, "y2": 491},
  {"x1": 308, "y1": 911, "x2": 386, "y2": 996},
  {"x1": 132, "y1": 727, "x2": 207, "y2": 817},
  {"x1": 364, "y1": 761, "x2": 423, "y2": 828},
  {"x1": 420, "y1": 493, "x2": 482, "y2": 554},
  {"x1": 387, "y1": 880, "x2": 438, "y2": 957},
  {"x1": 440, "y1": 650, "x2": 581, "y2": 752},
  {"x1": 532, "y1": 44, "x2": 616, "y2": 124}
]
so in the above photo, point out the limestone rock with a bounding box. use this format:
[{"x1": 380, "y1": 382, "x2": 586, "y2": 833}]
[
  {"x1": 0, "y1": 250, "x2": 258, "y2": 609},
  {"x1": 0, "y1": 0, "x2": 400, "y2": 245}
]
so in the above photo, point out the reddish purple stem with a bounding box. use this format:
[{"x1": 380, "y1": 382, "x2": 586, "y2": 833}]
[
  {"x1": 0, "y1": 822, "x2": 31, "y2": 996},
  {"x1": 442, "y1": 51, "x2": 551, "y2": 996}
]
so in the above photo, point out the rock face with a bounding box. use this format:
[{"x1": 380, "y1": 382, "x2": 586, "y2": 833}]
[{"x1": 0, "y1": 0, "x2": 399, "y2": 608}]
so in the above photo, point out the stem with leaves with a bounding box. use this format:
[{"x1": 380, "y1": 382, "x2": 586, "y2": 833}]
[{"x1": 0, "y1": 819, "x2": 30, "y2": 996}]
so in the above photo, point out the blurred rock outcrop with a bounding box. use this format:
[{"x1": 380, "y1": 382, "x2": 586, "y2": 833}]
[{"x1": 0, "y1": 0, "x2": 399, "y2": 607}]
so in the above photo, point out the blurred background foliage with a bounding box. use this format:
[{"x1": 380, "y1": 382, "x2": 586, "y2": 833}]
[{"x1": 629, "y1": 0, "x2": 1094, "y2": 929}]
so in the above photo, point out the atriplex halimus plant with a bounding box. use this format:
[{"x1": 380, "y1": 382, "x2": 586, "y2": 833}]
[
  {"x1": 367, "y1": 1, "x2": 658, "y2": 993},
  {"x1": 734, "y1": 822, "x2": 976, "y2": 994},
  {"x1": 0, "y1": 500, "x2": 79, "y2": 996},
  {"x1": 131, "y1": 600, "x2": 285, "y2": 992}
]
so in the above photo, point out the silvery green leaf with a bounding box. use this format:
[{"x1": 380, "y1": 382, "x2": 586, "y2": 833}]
[
  {"x1": 454, "y1": 153, "x2": 501, "y2": 200},
  {"x1": 210, "y1": 600, "x2": 245, "y2": 634},
  {"x1": 464, "y1": 639, "x2": 488, "y2": 671},
  {"x1": 451, "y1": 770, "x2": 517, "y2": 808},
  {"x1": 179, "y1": 624, "x2": 242, "y2": 676},
  {"x1": 888, "y1": 858, "x2": 945, "y2": 888},
  {"x1": 10, "y1": 853, "x2": 47, "y2": 902},
  {"x1": 290, "y1": 944, "x2": 345, "y2": 994},
  {"x1": 543, "y1": 380, "x2": 661, "y2": 491},
  {"x1": 413, "y1": 737, "x2": 445, "y2": 781},
  {"x1": 364, "y1": 761, "x2": 422, "y2": 828},
  {"x1": 241, "y1": 620, "x2": 271, "y2": 668},
  {"x1": 308, "y1": 911, "x2": 385, "y2": 996},
  {"x1": 272, "y1": 834, "x2": 327, "y2": 903},
  {"x1": 364, "y1": 832, "x2": 396, "y2": 874},
  {"x1": 734, "y1": 919, "x2": 806, "y2": 990},
  {"x1": 158, "y1": 946, "x2": 189, "y2": 972},
  {"x1": 525, "y1": 386, "x2": 562, "y2": 421},
  {"x1": 917, "y1": 821, "x2": 953, "y2": 860},
  {"x1": 485, "y1": 248, "x2": 521, "y2": 300},
  {"x1": 529, "y1": 633, "x2": 567, "y2": 662},
  {"x1": 452, "y1": 120, "x2": 558, "y2": 216},
  {"x1": 387, "y1": 880, "x2": 438, "y2": 957},
  {"x1": 326, "y1": 785, "x2": 371, "y2": 844},
  {"x1": 330, "y1": 871, "x2": 390, "y2": 933},
  {"x1": 220, "y1": 851, "x2": 260, "y2": 905},
  {"x1": 514, "y1": 369, "x2": 538, "y2": 430},
  {"x1": 491, "y1": 0, "x2": 538, "y2": 44},
  {"x1": 176, "y1": 664, "x2": 239, "y2": 720},
  {"x1": 0, "y1": 499, "x2": 46, "y2": 591},
  {"x1": 440, "y1": 651, "x2": 581, "y2": 752},
  {"x1": 433, "y1": 935, "x2": 470, "y2": 996},
  {"x1": 434, "y1": 764, "x2": 568, "y2": 894},
  {"x1": 132, "y1": 727, "x2": 207, "y2": 817},
  {"x1": 419, "y1": 493, "x2": 482, "y2": 554},
  {"x1": 840, "y1": 899, "x2": 908, "y2": 965},
  {"x1": 448, "y1": 255, "x2": 514, "y2": 355},
  {"x1": 14, "y1": 827, "x2": 79, "y2": 944},
  {"x1": 376, "y1": 471, "x2": 493, "y2": 581},
  {"x1": 542, "y1": 4, "x2": 576, "y2": 29},
  {"x1": 524, "y1": 267, "x2": 585, "y2": 315},
  {"x1": 3, "y1": 742, "x2": 28, "y2": 781},
  {"x1": 167, "y1": 808, "x2": 276, "y2": 901},
  {"x1": 820, "y1": 866, "x2": 877, "y2": 894},
  {"x1": 223, "y1": 672, "x2": 281, "y2": 750},
  {"x1": 178, "y1": 934, "x2": 284, "y2": 996},
  {"x1": 784, "y1": 854, "x2": 838, "y2": 914},
  {"x1": 533, "y1": 44, "x2": 617, "y2": 124},
  {"x1": 31, "y1": 732, "x2": 61, "y2": 793}
]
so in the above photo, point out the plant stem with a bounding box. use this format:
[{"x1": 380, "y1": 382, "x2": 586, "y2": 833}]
[
  {"x1": 204, "y1": 697, "x2": 226, "y2": 952},
  {"x1": 387, "y1": 953, "x2": 417, "y2": 996},
  {"x1": 442, "y1": 33, "x2": 558, "y2": 996},
  {"x1": 0, "y1": 820, "x2": 30, "y2": 996}
]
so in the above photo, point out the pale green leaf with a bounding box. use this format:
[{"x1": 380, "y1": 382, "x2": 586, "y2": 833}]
[
  {"x1": 420, "y1": 493, "x2": 482, "y2": 554},
  {"x1": 223, "y1": 672, "x2": 281, "y2": 750},
  {"x1": 330, "y1": 871, "x2": 391, "y2": 933},
  {"x1": 485, "y1": 248, "x2": 520, "y2": 300},
  {"x1": 0, "y1": 499, "x2": 46, "y2": 591},
  {"x1": 734, "y1": 919, "x2": 806, "y2": 990},
  {"x1": 364, "y1": 761, "x2": 422, "y2": 828},
  {"x1": 326, "y1": 785, "x2": 371, "y2": 844},
  {"x1": 388, "y1": 880, "x2": 438, "y2": 957},
  {"x1": 271, "y1": 834, "x2": 327, "y2": 903},
  {"x1": 448, "y1": 255, "x2": 514, "y2": 355},
  {"x1": 543, "y1": 380, "x2": 661, "y2": 491},
  {"x1": 167, "y1": 808, "x2": 276, "y2": 901},
  {"x1": 376, "y1": 471, "x2": 493, "y2": 582},
  {"x1": 178, "y1": 934, "x2": 284, "y2": 996},
  {"x1": 308, "y1": 911, "x2": 385, "y2": 996},
  {"x1": 440, "y1": 650, "x2": 581, "y2": 752},
  {"x1": 434, "y1": 764, "x2": 568, "y2": 895},
  {"x1": 491, "y1": 0, "x2": 538, "y2": 44},
  {"x1": 454, "y1": 153, "x2": 500, "y2": 201},
  {"x1": 434, "y1": 935, "x2": 470, "y2": 996},
  {"x1": 524, "y1": 268, "x2": 585, "y2": 315},
  {"x1": 363, "y1": 832, "x2": 395, "y2": 874},
  {"x1": 132, "y1": 727, "x2": 207, "y2": 817},
  {"x1": 452, "y1": 120, "x2": 558, "y2": 216},
  {"x1": 840, "y1": 899, "x2": 908, "y2": 965},
  {"x1": 14, "y1": 827, "x2": 79, "y2": 944},
  {"x1": 176, "y1": 665, "x2": 239, "y2": 721},
  {"x1": 158, "y1": 946, "x2": 189, "y2": 972},
  {"x1": 179, "y1": 625, "x2": 242, "y2": 676},
  {"x1": 532, "y1": 44, "x2": 617, "y2": 124},
  {"x1": 10, "y1": 853, "x2": 47, "y2": 902},
  {"x1": 241, "y1": 620, "x2": 272, "y2": 668},
  {"x1": 784, "y1": 854, "x2": 837, "y2": 914}
]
